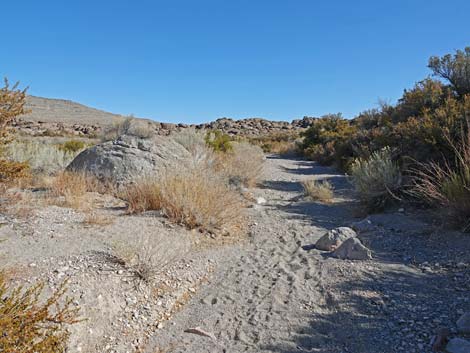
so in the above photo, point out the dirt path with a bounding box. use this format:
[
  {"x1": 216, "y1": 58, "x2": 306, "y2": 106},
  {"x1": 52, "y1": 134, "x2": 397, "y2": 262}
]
[
  {"x1": 146, "y1": 156, "x2": 357, "y2": 352},
  {"x1": 146, "y1": 155, "x2": 470, "y2": 353}
]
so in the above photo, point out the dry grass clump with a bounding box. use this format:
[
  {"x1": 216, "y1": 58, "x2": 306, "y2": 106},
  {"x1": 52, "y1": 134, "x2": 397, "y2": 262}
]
[
  {"x1": 350, "y1": 147, "x2": 402, "y2": 209},
  {"x1": 0, "y1": 273, "x2": 80, "y2": 353},
  {"x1": 302, "y1": 179, "x2": 334, "y2": 202},
  {"x1": 216, "y1": 142, "x2": 265, "y2": 188},
  {"x1": 124, "y1": 165, "x2": 245, "y2": 235},
  {"x1": 411, "y1": 129, "x2": 470, "y2": 230},
  {"x1": 112, "y1": 234, "x2": 182, "y2": 284},
  {"x1": 82, "y1": 211, "x2": 114, "y2": 227},
  {"x1": 48, "y1": 171, "x2": 104, "y2": 210}
]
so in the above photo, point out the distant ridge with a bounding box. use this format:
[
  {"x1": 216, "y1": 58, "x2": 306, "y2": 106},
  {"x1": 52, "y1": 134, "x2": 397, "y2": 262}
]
[
  {"x1": 16, "y1": 95, "x2": 316, "y2": 137},
  {"x1": 23, "y1": 96, "x2": 126, "y2": 127}
]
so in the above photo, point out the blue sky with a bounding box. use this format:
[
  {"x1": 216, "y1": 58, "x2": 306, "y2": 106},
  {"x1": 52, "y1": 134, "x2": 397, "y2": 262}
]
[{"x1": 2, "y1": 0, "x2": 470, "y2": 123}]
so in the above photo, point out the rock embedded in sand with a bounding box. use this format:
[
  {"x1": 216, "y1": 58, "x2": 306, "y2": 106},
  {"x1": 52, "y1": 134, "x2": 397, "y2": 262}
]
[
  {"x1": 457, "y1": 312, "x2": 470, "y2": 334},
  {"x1": 350, "y1": 218, "x2": 375, "y2": 234},
  {"x1": 315, "y1": 227, "x2": 357, "y2": 251},
  {"x1": 446, "y1": 338, "x2": 470, "y2": 353},
  {"x1": 332, "y1": 237, "x2": 372, "y2": 260}
]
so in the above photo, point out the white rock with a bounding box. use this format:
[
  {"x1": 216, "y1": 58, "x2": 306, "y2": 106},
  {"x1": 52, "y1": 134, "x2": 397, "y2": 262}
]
[
  {"x1": 332, "y1": 237, "x2": 372, "y2": 261},
  {"x1": 315, "y1": 227, "x2": 357, "y2": 251},
  {"x1": 256, "y1": 197, "x2": 267, "y2": 205}
]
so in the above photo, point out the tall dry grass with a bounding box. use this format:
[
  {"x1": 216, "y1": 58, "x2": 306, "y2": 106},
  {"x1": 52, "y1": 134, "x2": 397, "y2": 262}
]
[
  {"x1": 124, "y1": 163, "x2": 246, "y2": 235},
  {"x1": 411, "y1": 128, "x2": 470, "y2": 230}
]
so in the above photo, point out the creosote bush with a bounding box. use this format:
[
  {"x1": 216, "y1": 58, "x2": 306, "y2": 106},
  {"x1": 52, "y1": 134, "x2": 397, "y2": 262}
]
[
  {"x1": 0, "y1": 272, "x2": 80, "y2": 353},
  {"x1": 350, "y1": 148, "x2": 401, "y2": 210},
  {"x1": 302, "y1": 179, "x2": 334, "y2": 202}
]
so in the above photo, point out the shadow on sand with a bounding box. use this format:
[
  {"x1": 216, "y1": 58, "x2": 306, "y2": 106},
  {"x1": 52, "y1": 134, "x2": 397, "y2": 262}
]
[{"x1": 259, "y1": 158, "x2": 463, "y2": 353}]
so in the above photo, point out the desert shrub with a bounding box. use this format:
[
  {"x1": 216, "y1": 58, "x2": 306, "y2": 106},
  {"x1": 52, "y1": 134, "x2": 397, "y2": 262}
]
[
  {"x1": 5, "y1": 140, "x2": 82, "y2": 175},
  {"x1": 249, "y1": 132, "x2": 300, "y2": 155},
  {"x1": 102, "y1": 116, "x2": 153, "y2": 141},
  {"x1": 410, "y1": 128, "x2": 470, "y2": 230},
  {"x1": 123, "y1": 163, "x2": 245, "y2": 235},
  {"x1": 302, "y1": 179, "x2": 334, "y2": 202},
  {"x1": 0, "y1": 272, "x2": 80, "y2": 353},
  {"x1": 0, "y1": 79, "x2": 29, "y2": 181},
  {"x1": 216, "y1": 141, "x2": 265, "y2": 188},
  {"x1": 429, "y1": 46, "x2": 470, "y2": 97},
  {"x1": 57, "y1": 140, "x2": 86, "y2": 153},
  {"x1": 205, "y1": 130, "x2": 233, "y2": 152},
  {"x1": 301, "y1": 114, "x2": 357, "y2": 170},
  {"x1": 0, "y1": 159, "x2": 30, "y2": 182},
  {"x1": 350, "y1": 147, "x2": 402, "y2": 209}
]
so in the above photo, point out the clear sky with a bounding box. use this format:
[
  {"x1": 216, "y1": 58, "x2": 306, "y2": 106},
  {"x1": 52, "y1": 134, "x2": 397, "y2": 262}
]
[{"x1": 2, "y1": 0, "x2": 470, "y2": 123}]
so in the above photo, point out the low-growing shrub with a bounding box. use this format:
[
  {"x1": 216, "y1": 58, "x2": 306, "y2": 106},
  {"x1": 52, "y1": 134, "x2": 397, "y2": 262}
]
[
  {"x1": 350, "y1": 147, "x2": 402, "y2": 209},
  {"x1": 249, "y1": 132, "x2": 300, "y2": 155},
  {"x1": 5, "y1": 140, "x2": 82, "y2": 175},
  {"x1": 0, "y1": 159, "x2": 30, "y2": 182},
  {"x1": 57, "y1": 140, "x2": 87, "y2": 153},
  {"x1": 205, "y1": 130, "x2": 233, "y2": 152},
  {"x1": 302, "y1": 179, "x2": 334, "y2": 202},
  {"x1": 0, "y1": 272, "x2": 80, "y2": 353},
  {"x1": 124, "y1": 164, "x2": 245, "y2": 235}
]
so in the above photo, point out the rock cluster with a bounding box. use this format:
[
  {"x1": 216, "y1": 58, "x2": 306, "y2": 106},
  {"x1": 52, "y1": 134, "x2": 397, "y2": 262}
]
[{"x1": 315, "y1": 226, "x2": 372, "y2": 260}]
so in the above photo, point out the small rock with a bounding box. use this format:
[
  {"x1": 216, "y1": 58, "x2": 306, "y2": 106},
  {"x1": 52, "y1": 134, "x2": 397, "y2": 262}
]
[
  {"x1": 332, "y1": 237, "x2": 372, "y2": 260},
  {"x1": 457, "y1": 312, "x2": 470, "y2": 334},
  {"x1": 256, "y1": 197, "x2": 267, "y2": 205},
  {"x1": 350, "y1": 218, "x2": 375, "y2": 234},
  {"x1": 315, "y1": 227, "x2": 357, "y2": 251},
  {"x1": 446, "y1": 338, "x2": 470, "y2": 353}
]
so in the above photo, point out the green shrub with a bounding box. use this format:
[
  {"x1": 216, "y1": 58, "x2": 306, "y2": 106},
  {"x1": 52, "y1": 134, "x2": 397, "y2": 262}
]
[
  {"x1": 205, "y1": 130, "x2": 233, "y2": 152},
  {"x1": 350, "y1": 147, "x2": 402, "y2": 210},
  {"x1": 57, "y1": 140, "x2": 86, "y2": 153},
  {"x1": 0, "y1": 272, "x2": 80, "y2": 353}
]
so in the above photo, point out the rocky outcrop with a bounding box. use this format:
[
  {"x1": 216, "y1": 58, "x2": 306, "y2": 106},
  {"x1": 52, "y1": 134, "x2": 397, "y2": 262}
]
[
  {"x1": 67, "y1": 134, "x2": 190, "y2": 185},
  {"x1": 15, "y1": 96, "x2": 317, "y2": 137},
  {"x1": 194, "y1": 116, "x2": 316, "y2": 137}
]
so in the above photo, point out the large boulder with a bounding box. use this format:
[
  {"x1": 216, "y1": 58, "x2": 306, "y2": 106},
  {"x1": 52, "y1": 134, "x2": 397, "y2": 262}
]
[
  {"x1": 67, "y1": 134, "x2": 191, "y2": 185},
  {"x1": 332, "y1": 237, "x2": 372, "y2": 260},
  {"x1": 315, "y1": 227, "x2": 357, "y2": 251}
]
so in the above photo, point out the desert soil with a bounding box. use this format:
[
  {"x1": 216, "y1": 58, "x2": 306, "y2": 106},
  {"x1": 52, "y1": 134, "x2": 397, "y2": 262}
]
[{"x1": 1, "y1": 156, "x2": 469, "y2": 353}]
